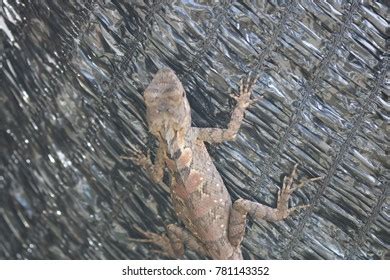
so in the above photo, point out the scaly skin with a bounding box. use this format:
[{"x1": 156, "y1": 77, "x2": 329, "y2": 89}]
[{"x1": 130, "y1": 68, "x2": 322, "y2": 259}]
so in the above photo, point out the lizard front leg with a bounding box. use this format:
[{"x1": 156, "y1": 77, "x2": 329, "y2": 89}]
[
  {"x1": 124, "y1": 143, "x2": 166, "y2": 184},
  {"x1": 196, "y1": 75, "x2": 260, "y2": 143},
  {"x1": 228, "y1": 164, "x2": 322, "y2": 247},
  {"x1": 130, "y1": 224, "x2": 208, "y2": 259}
]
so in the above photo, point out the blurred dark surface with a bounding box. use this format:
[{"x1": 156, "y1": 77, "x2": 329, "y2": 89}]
[{"x1": 0, "y1": 0, "x2": 389, "y2": 259}]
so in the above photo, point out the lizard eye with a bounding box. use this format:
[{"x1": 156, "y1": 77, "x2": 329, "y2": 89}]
[{"x1": 182, "y1": 91, "x2": 185, "y2": 97}]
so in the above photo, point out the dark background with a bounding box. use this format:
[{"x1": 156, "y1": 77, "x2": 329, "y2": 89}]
[{"x1": 0, "y1": 0, "x2": 389, "y2": 259}]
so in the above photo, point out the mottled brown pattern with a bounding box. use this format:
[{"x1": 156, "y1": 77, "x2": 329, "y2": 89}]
[
  {"x1": 183, "y1": 170, "x2": 203, "y2": 194},
  {"x1": 131, "y1": 68, "x2": 322, "y2": 259},
  {"x1": 176, "y1": 148, "x2": 192, "y2": 168}
]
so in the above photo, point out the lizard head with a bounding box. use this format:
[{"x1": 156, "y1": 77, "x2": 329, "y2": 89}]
[{"x1": 144, "y1": 68, "x2": 191, "y2": 139}]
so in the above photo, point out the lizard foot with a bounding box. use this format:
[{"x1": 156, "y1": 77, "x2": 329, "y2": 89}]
[
  {"x1": 230, "y1": 73, "x2": 261, "y2": 108},
  {"x1": 121, "y1": 147, "x2": 164, "y2": 183},
  {"x1": 121, "y1": 149, "x2": 152, "y2": 168},
  {"x1": 129, "y1": 225, "x2": 176, "y2": 258},
  {"x1": 277, "y1": 164, "x2": 323, "y2": 216}
]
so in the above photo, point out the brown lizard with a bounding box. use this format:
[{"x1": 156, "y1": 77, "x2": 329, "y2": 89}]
[{"x1": 129, "y1": 68, "x2": 322, "y2": 259}]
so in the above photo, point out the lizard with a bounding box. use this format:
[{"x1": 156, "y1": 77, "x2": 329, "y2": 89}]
[{"x1": 129, "y1": 68, "x2": 322, "y2": 260}]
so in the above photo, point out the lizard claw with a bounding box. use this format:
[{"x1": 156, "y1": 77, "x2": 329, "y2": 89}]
[
  {"x1": 277, "y1": 164, "x2": 322, "y2": 215},
  {"x1": 121, "y1": 149, "x2": 151, "y2": 168},
  {"x1": 129, "y1": 225, "x2": 176, "y2": 258},
  {"x1": 241, "y1": 72, "x2": 260, "y2": 93},
  {"x1": 248, "y1": 95, "x2": 263, "y2": 106},
  {"x1": 290, "y1": 175, "x2": 324, "y2": 193},
  {"x1": 287, "y1": 204, "x2": 310, "y2": 215},
  {"x1": 229, "y1": 93, "x2": 239, "y2": 102},
  {"x1": 233, "y1": 73, "x2": 260, "y2": 108}
]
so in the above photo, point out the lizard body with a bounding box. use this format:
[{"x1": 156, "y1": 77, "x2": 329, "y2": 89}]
[{"x1": 131, "y1": 68, "x2": 321, "y2": 259}]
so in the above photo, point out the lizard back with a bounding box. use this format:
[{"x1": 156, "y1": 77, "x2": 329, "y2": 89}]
[{"x1": 143, "y1": 68, "x2": 242, "y2": 259}]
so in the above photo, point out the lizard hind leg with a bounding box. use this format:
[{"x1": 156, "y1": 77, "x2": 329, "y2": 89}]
[
  {"x1": 228, "y1": 164, "x2": 322, "y2": 247},
  {"x1": 129, "y1": 224, "x2": 208, "y2": 259}
]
